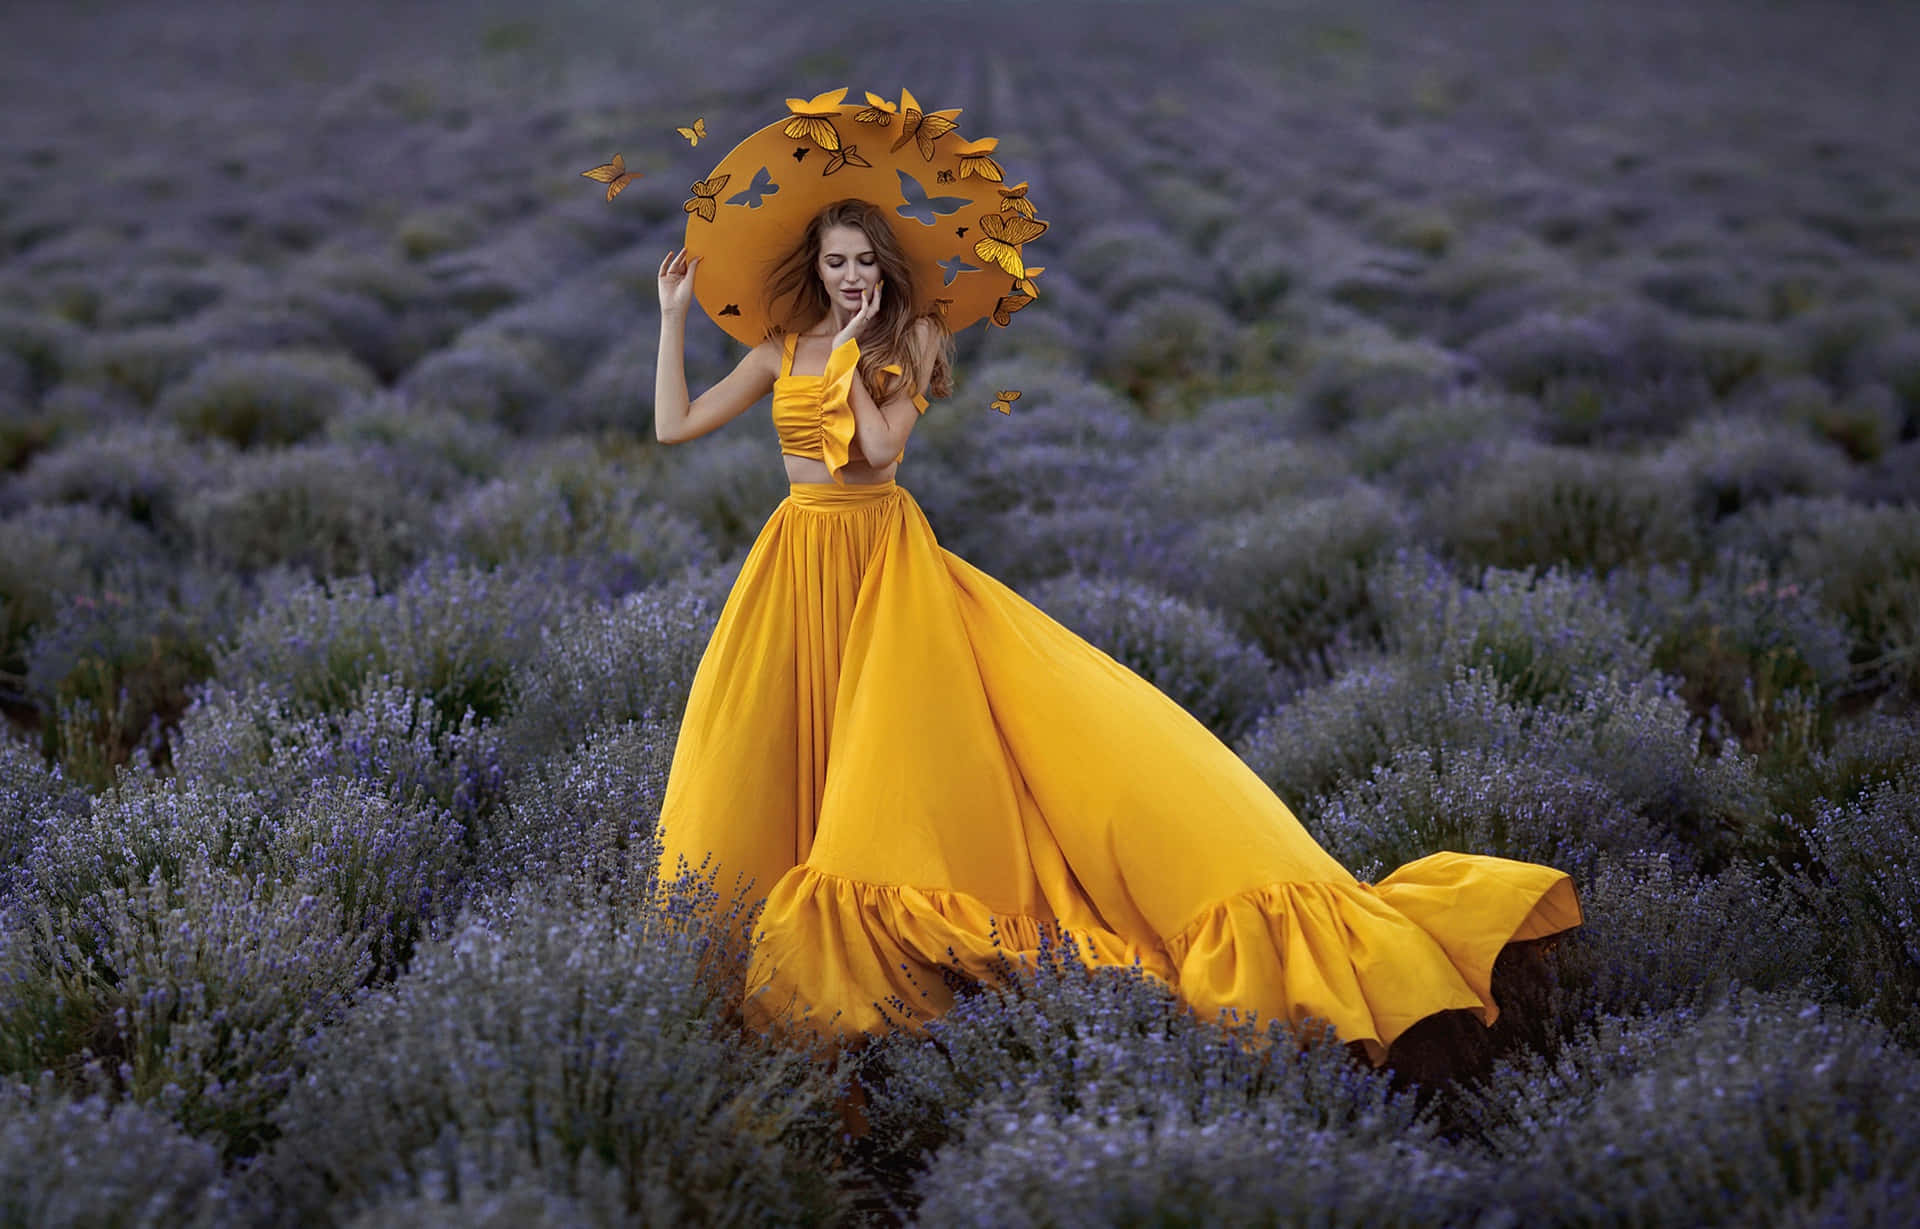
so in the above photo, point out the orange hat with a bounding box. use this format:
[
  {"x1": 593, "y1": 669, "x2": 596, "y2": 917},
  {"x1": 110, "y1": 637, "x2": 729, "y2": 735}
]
[{"x1": 680, "y1": 87, "x2": 1049, "y2": 346}]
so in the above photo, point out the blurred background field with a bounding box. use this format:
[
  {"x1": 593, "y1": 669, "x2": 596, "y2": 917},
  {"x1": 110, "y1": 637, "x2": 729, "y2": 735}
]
[{"x1": 2, "y1": 0, "x2": 1919, "y2": 1224}]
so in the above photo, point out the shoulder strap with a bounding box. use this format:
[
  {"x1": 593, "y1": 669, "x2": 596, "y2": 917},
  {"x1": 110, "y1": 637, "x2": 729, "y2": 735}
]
[{"x1": 779, "y1": 331, "x2": 797, "y2": 377}]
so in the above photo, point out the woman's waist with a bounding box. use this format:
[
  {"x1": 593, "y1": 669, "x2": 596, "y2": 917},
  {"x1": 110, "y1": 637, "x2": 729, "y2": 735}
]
[{"x1": 784, "y1": 474, "x2": 900, "y2": 507}]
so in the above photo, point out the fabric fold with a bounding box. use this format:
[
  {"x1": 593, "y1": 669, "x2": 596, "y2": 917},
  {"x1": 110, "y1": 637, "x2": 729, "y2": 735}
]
[
  {"x1": 742, "y1": 864, "x2": 1168, "y2": 1038},
  {"x1": 1166, "y1": 855, "x2": 1581, "y2": 1063},
  {"x1": 818, "y1": 336, "x2": 862, "y2": 483}
]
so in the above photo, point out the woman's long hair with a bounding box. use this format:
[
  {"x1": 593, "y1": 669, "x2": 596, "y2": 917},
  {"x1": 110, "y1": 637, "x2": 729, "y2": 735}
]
[{"x1": 763, "y1": 199, "x2": 956, "y2": 406}]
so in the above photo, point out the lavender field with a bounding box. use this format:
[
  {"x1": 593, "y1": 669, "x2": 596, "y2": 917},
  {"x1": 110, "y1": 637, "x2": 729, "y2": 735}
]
[{"x1": 3, "y1": 0, "x2": 1919, "y2": 1223}]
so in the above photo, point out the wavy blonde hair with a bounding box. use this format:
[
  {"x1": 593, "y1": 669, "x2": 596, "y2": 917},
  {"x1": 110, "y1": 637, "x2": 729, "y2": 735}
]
[{"x1": 763, "y1": 199, "x2": 955, "y2": 406}]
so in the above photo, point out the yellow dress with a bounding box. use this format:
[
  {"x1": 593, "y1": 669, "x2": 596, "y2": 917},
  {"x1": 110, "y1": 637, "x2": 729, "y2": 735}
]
[{"x1": 657, "y1": 335, "x2": 1582, "y2": 1063}]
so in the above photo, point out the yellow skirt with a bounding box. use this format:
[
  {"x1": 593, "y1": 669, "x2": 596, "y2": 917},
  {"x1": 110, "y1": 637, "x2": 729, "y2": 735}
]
[{"x1": 657, "y1": 480, "x2": 1582, "y2": 1063}]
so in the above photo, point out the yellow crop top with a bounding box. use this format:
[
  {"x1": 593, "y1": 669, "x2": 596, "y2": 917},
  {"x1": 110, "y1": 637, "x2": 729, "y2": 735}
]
[{"x1": 773, "y1": 332, "x2": 929, "y2": 483}]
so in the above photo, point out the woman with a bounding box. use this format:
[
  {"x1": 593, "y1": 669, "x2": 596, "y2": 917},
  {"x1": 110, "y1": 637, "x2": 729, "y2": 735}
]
[{"x1": 648, "y1": 95, "x2": 1581, "y2": 1066}]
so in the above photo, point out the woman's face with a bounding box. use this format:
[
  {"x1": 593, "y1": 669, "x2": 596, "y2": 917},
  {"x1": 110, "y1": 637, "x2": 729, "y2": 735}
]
[{"x1": 816, "y1": 223, "x2": 881, "y2": 311}]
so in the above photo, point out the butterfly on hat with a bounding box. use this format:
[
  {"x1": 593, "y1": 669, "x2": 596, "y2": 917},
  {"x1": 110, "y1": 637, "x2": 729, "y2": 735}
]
[
  {"x1": 952, "y1": 136, "x2": 1004, "y2": 182},
  {"x1": 783, "y1": 87, "x2": 847, "y2": 151},
  {"x1": 684, "y1": 174, "x2": 729, "y2": 222},
  {"x1": 889, "y1": 87, "x2": 962, "y2": 161},
  {"x1": 974, "y1": 212, "x2": 1049, "y2": 279}
]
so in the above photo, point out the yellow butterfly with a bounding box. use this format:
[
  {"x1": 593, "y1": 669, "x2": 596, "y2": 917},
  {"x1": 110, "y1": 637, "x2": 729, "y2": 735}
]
[
  {"x1": 676, "y1": 117, "x2": 707, "y2": 146},
  {"x1": 990, "y1": 293, "x2": 1032, "y2": 327},
  {"x1": 854, "y1": 91, "x2": 897, "y2": 126},
  {"x1": 998, "y1": 181, "x2": 1036, "y2": 218},
  {"x1": 683, "y1": 174, "x2": 730, "y2": 222},
  {"x1": 783, "y1": 87, "x2": 847, "y2": 150},
  {"x1": 822, "y1": 144, "x2": 872, "y2": 175},
  {"x1": 973, "y1": 212, "x2": 1049, "y2": 279},
  {"x1": 581, "y1": 153, "x2": 642, "y2": 202},
  {"x1": 888, "y1": 87, "x2": 962, "y2": 161},
  {"x1": 990, "y1": 389, "x2": 1021, "y2": 414},
  {"x1": 952, "y1": 136, "x2": 1004, "y2": 182},
  {"x1": 1014, "y1": 265, "x2": 1045, "y2": 299}
]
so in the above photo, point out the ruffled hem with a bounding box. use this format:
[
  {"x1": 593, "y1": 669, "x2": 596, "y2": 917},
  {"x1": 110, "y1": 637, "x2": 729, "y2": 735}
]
[
  {"x1": 1167, "y1": 852, "x2": 1582, "y2": 1064},
  {"x1": 741, "y1": 866, "x2": 1172, "y2": 1041},
  {"x1": 818, "y1": 337, "x2": 862, "y2": 483},
  {"x1": 744, "y1": 853, "x2": 1581, "y2": 1064}
]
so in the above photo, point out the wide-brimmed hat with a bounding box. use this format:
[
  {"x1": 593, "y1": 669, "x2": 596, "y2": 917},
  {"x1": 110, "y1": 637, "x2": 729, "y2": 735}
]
[{"x1": 678, "y1": 87, "x2": 1049, "y2": 346}]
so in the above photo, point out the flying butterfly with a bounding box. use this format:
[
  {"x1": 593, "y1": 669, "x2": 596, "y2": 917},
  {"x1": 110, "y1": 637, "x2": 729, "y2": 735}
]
[
  {"x1": 998, "y1": 181, "x2": 1036, "y2": 219},
  {"x1": 1012, "y1": 265, "x2": 1045, "y2": 299},
  {"x1": 783, "y1": 87, "x2": 847, "y2": 151},
  {"x1": 581, "y1": 153, "x2": 642, "y2": 202},
  {"x1": 854, "y1": 91, "x2": 898, "y2": 126},
  {"x1": 823, "y1": 144, "x2": 872, "y2": 176},
  {"x1": 684, "y1": 174, "x2": 730, "y2": 222},
  {"x1": 990, "y1": 389, "x2": 1021, "y2": 414},
  {"x1": 888, "y1": 87, "x2": 962, "y2": 161},
  {"x1": 973, "y1": 211, "x2": 1049, "y2": 278},
  {"x1": 793, "y1": 147, "x2": 809, "y2": 162},
  {"x1": 676, "y1": 117, "x2": 707, "y2": 146},
  {"x1": 952, "y1": 136, "x2": 1005, "y2": 182},
  {"x1": 718, "y1": 304, "x2": 741, "y2": 316},
  {"x1": 990, "y1": 293, "x2": 1033, "y2": 327}
]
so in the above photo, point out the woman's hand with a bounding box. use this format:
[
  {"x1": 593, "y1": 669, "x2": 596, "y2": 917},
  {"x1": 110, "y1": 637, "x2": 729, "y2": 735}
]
[
  {"x1": 659, "y1": 247, "x2": 699, "y2": 318},
  {"x1": 832, "y1": 281, "x2": 882, "y2": 350}
]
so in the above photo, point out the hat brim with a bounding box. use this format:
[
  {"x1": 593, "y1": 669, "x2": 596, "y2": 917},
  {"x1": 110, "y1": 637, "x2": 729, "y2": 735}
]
[{"x1": 681, "y1": 96, "x2": 1040, "y2": 346}]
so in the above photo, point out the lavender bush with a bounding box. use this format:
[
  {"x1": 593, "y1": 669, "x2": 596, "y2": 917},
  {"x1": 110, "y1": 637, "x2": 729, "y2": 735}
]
[
  {"x1": 1188, "y1": 483, "x2": 1407, "y2": 667},
  {"x1": 258, "y1": 874, "x2": 852, "y2": 1225},
  {"x1": 0, "y1": 1075, "x2": 226, "y2": 1226},
  {"x1": 1456, "y1": 992, "x2": 1920, "y2": 1225},
  {"x1": 211, "y1": 559, "x2": 575, "y2": 728},
  {"x1": 157, "y1": 349, "x2": 378, "y2": 448},
  {"x1": 1791, "y1": 767, "x2": 1920, "y2": 1043},
  {"x1": 501, "y1": 570, "x2": 725, "y2": 766}
]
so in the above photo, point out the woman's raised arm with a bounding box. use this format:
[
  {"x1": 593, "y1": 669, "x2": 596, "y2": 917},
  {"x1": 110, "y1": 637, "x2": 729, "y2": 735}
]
[{"x1": 655, "y1": 247, "x2": 776, "y2": 444}]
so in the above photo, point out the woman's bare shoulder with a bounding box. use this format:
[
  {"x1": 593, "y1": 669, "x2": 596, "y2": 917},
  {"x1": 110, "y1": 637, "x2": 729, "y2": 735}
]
[{"x1": 742, "y1": 336, "x2": 784, "y2": 373}]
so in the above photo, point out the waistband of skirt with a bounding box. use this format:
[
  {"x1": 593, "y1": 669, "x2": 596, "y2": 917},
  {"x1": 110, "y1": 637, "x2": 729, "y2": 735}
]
[{"x1": 786, "y1": 479, "x2": 899, "y2": 509}]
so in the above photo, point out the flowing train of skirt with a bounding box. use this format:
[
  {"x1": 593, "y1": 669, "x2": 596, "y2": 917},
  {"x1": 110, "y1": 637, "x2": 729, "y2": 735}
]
[{"x1": 656, "y1": 480, "x2": 1582, "y2": 1063}]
